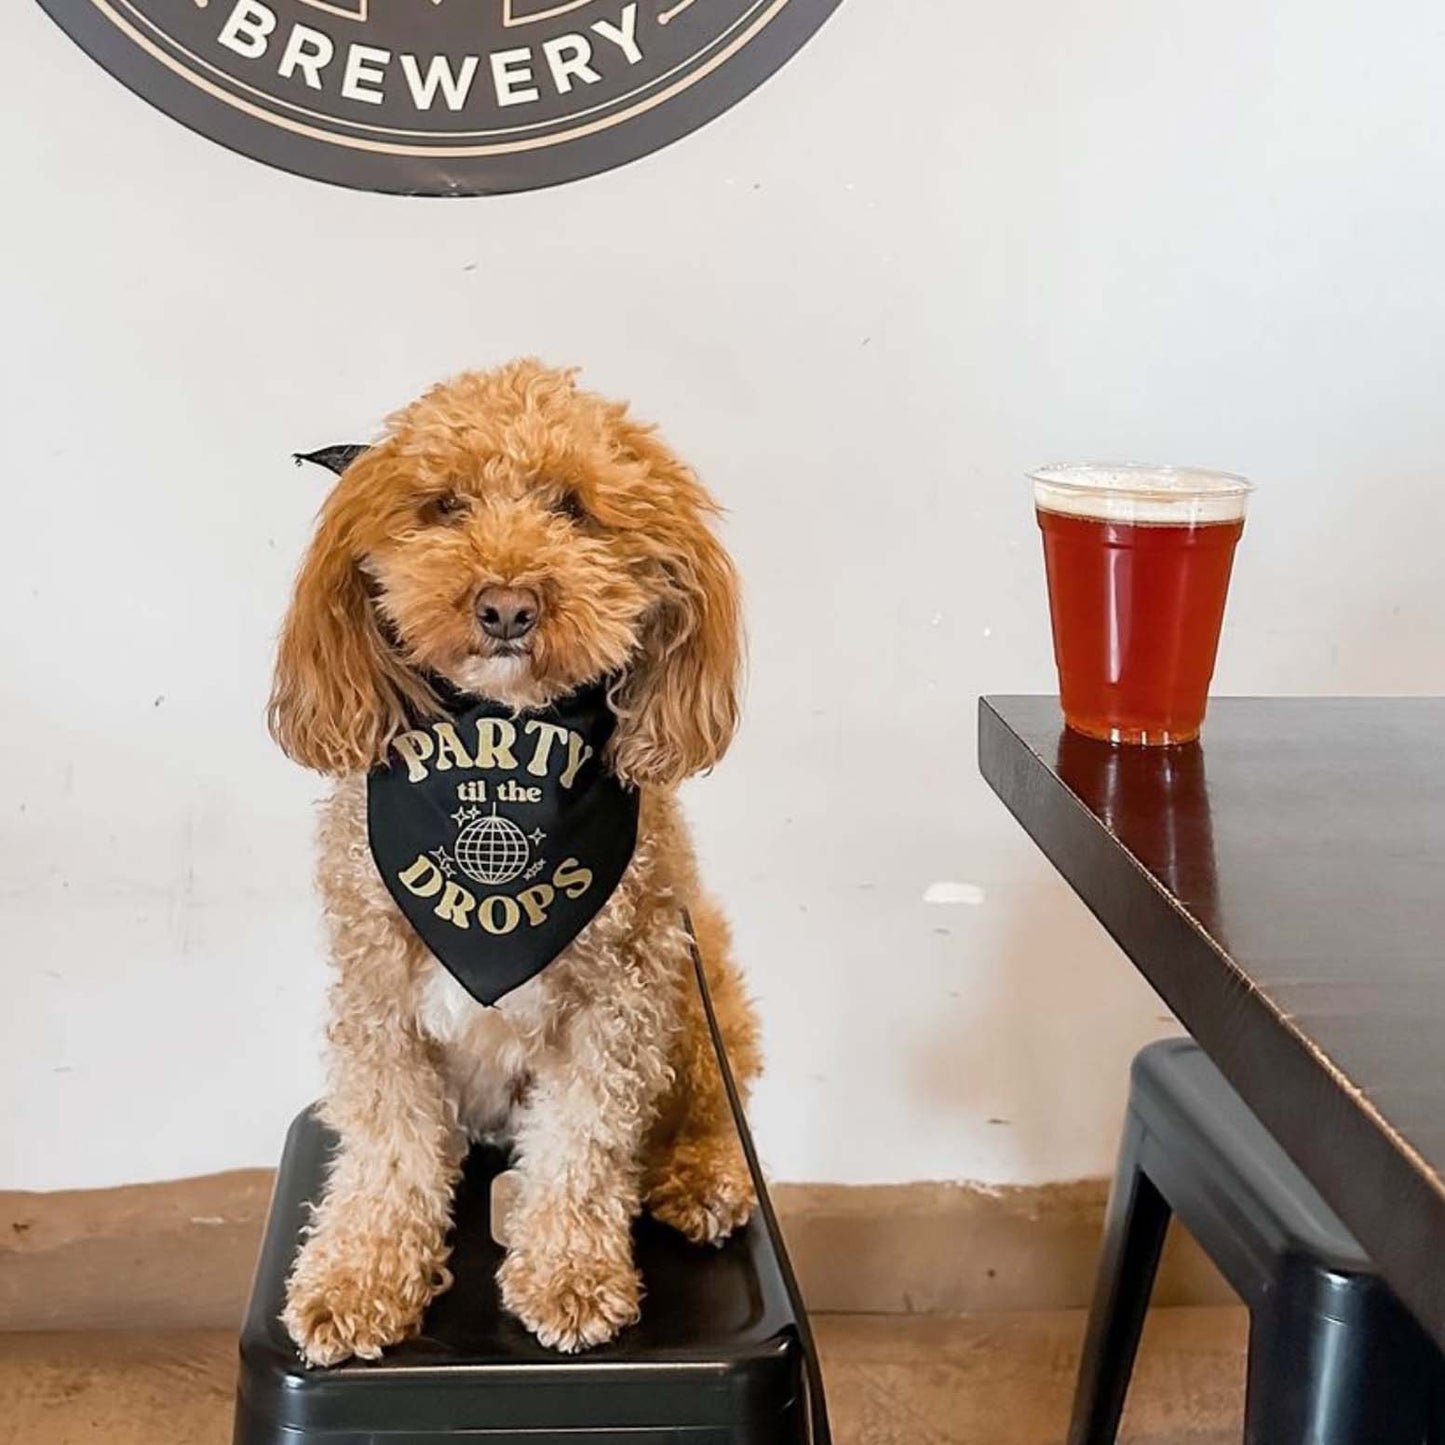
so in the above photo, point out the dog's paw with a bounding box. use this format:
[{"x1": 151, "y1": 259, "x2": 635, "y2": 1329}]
[
  {"x1": 498, "y1": 1245, "x2": 642, "y2": 1353},
  {"x1": 283, "y1": 1234, "x2": 448, "y2": 1367},
  {"x1": 646, "y1": 1141, "x2": 756, "y2": 1246}
]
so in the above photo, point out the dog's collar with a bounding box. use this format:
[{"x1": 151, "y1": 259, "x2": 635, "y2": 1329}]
[{"x1": 420, "y1": 672, "x2": 621, "y2": 721}]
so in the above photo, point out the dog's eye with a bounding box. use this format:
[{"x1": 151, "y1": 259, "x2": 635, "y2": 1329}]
[
  {"x1": 550, "y1": 490, "x2": 587, "y2": 523},
  {"x1": 421, "y1": 491, "x2": 468, "y2": 525}
]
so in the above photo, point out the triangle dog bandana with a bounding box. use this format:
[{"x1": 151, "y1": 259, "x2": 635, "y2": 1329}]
[{"x1": 367, "y1": 685, "x2": 639, "y2": 1006}]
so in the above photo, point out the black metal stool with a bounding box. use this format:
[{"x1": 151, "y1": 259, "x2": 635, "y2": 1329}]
[
  {"x1": 234, "y1": 927, "x2": 828, "y2": 1445},
  {"x1": 1070, "y1": 1037, "x2": 1439, "y2": 1445},
  {"x1": 233, "y1": 1112, "x2": 810, "y2": 1443}
]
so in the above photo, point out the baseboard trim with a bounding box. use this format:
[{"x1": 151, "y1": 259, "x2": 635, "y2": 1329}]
[
  {"x1": 2, "y1": 1171, "x2": 276, "y2": 1332},
  {"x1": 774, "y1": 1180, "x2": 1229, "y2": 1315},
  {"x1": 1, "y1": 1173, "x2": 1230, "y2": 1331}
]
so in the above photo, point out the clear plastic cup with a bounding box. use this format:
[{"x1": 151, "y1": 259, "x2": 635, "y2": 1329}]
[{"x1": 1032, "y1": 463, "x2": 1253, "y2": 745}]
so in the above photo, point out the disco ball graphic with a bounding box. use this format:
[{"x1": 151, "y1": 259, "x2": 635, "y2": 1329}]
[{"x1": 454, "y1": 810, "x2": 531, "y2": 887}]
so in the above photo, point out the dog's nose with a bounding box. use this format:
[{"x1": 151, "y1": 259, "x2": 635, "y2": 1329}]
[{"x1": 476, "y1": 586, "x2": 541, "y2": 642}]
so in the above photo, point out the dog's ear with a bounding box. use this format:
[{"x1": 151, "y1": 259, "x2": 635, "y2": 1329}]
[
  {"x1": 608, "y1": 423, "x2": 743, "y2": 788},
  {"x1": 269, "y1": 447, "x2": 436, "y2": 775}
]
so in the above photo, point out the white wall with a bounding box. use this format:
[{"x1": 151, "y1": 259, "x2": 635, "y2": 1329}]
[{"x1": 6, "y1": 0, "x2": 1445, "y2": 1192}]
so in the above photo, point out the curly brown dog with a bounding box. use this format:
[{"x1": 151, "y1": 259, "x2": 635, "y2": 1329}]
[{"x1": 268, "y1": 360, "x2": 760, "y2": 1364}]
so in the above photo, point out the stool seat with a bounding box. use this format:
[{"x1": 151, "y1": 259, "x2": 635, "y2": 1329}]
[
  {"x1": 1070, "y1": 1038, "x2": 1440, "y2": 1445},
  {"x1": 233, "y1": 1108, "x2": 807, "y2": 1444},
  {"x1": 1130, "y1": 1037, "x2": 1371, "y2": 1282}
]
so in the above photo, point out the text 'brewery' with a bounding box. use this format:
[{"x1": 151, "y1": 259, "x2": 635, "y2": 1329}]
[{"x1": 215, "y1": 0, "x2": 645, "y2": 113}]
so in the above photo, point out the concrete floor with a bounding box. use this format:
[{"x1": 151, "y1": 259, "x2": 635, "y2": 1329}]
[{"x1": 0, "y1": 1308, "x2": 1247, "y2": 1444}]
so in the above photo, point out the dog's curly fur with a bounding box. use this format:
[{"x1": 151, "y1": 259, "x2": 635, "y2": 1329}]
[{"x1": 268, "y1": 360, "x2": 760, "y2": 1363}]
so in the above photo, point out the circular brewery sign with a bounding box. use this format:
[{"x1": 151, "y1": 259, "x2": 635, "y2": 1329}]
[{"x1": 38, "y1": 0, "x2": 841, "y2": 194}]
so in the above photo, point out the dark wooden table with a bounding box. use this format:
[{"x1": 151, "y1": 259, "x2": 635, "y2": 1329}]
[{"x1": 978, "y1": 695, "x2": 1445, "y2": 1348}]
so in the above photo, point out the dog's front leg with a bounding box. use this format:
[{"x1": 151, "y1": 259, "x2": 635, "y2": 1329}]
[
  {"x1": 283, "y1": 1004, "x2": 465, "y2": 1367},
  {"x1": 498, "y1": 979, "x2": 672, "y2": 1352}
]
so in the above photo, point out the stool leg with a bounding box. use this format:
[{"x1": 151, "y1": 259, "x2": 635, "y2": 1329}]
[
  {"x1": 1244, "y1": 1265, "x2": 1434, "y2": 1445},
  {"x1": 1067, "y1": 1115, "x2": 1172, "y2": 1445},
  {"x1": 1429, "y1": 1357, "x2": 1445, "y2": 1445}
]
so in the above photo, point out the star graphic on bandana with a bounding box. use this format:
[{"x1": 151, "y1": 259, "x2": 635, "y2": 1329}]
[
  {"x1": 528, "y1": 827, "x2": 547, "y2": 846},
  {"x1": 452, "y1": 804, "x2": 481, "y2": 827},
  {"x1": 431, "y1": 847, "x2": 457, "y2": 878},
  {"x1": 524, "y1": 858, "x2": 546, "y2": 881}
]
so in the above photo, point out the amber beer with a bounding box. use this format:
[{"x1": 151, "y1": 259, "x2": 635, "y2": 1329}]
[{"x1": 1033, "y1": 464, "x2": 1252, "y2": 746}]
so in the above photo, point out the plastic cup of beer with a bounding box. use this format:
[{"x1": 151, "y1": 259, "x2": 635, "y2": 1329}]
[{"x1": 1032, "y1": 463, "x2": 1252, "y2": 746}]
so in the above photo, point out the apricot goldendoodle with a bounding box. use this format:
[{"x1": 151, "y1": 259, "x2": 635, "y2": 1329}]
[{"x1": 268, "y1": 360, "x2": 760, "y2": 1364}]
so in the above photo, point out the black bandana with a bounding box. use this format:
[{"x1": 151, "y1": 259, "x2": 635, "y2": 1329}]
[{"x1": 367, "y1": 685, "x2": 639, "y2": 1007}]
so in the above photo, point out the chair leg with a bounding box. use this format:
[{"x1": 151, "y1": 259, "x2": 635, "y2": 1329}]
[
  {"x1": 1244, "y1": 1264, "x2": 1435, "y2": 1445},
  {"x1": 1066, "y1": 1114, "x2": 1172, "y2": 1445}
]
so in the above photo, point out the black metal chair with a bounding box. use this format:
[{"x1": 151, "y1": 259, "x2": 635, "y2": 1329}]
[{"x1": 1070, "y1": 1037, "x2": 1440, "y2": 1445}]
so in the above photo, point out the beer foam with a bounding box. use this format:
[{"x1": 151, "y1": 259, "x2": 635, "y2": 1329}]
[{"x1": 1031, "y1": 463, "x2": 1251, "y2": 526}]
